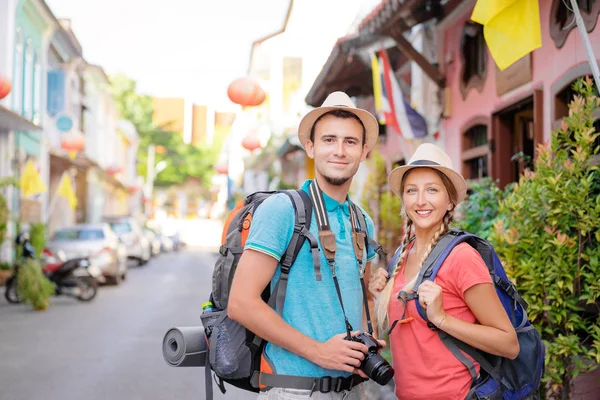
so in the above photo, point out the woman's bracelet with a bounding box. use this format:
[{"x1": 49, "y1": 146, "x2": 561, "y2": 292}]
[{"x1": 437, "y1": 314, "x2": 447, "y2": 329}]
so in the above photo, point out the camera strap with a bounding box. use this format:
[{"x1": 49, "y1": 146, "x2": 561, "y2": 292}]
[{"x1": 308, "y1": 180, "x2": 374, "y2": 338}]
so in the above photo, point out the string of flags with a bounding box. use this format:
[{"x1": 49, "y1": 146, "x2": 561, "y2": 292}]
[{"x1": 370, "y1": 49, "x2": 428, "y2": 139}]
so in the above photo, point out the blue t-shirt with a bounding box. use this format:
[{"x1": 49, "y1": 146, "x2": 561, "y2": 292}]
[{"x1": 245, "y1": 180, "x2": 376, "y2": 378}]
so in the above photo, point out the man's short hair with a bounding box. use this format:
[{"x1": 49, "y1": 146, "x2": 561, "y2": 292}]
[{"x1": 309, "y1": 110, "x2": 366, "y2": 145}]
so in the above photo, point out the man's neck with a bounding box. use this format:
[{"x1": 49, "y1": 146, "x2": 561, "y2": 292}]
[{"x1": 315, "y1": 177, "x2": 351, "y2": 204}]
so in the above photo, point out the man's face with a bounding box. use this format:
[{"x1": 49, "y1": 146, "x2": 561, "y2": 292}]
[{"x1": 305, "y1": 114, "x2": 368, "y2": 187}]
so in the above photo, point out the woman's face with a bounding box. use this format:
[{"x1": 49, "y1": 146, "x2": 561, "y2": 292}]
[{"x1": 402, "y1": 168, "x2": 454, "y2": 234}]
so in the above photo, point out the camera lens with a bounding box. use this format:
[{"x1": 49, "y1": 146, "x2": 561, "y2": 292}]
[{"x1": 362, "y1": 353, "x2": 394, "y2": 386}]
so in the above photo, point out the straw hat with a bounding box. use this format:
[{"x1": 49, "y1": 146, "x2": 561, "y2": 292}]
[
  {"x1": 388, "y1": 143, "x2": 467, "y2": 204},
  {"x1": 298, "y1": 91, "x2": 379, "y2": 153}
]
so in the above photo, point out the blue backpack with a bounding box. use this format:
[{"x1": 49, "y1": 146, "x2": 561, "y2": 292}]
[{"x1": 387, "y1": 230, "x2": 545, "y2": 400}]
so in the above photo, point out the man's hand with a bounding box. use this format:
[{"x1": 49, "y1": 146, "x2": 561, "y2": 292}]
[{"x1": 311, "y1": 331, "x2": 370, "y2": 378}]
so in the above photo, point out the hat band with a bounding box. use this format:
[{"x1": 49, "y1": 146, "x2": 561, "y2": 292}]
[{"x1": 409, "y1": 160, "x2": 441, "y2": 166}]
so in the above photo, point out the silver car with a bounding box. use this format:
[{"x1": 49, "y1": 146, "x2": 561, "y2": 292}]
[
  {"x1": 105, "y1": 217, "x2": 152, "y2": 265},
  {"x1": 48, "y1": 223, "x2": 127, "y2": 285}
]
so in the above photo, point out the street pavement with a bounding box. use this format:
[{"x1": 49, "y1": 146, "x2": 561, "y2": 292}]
[{"x1": 0, "y1": 220, "x2": 256, "y2": 400}]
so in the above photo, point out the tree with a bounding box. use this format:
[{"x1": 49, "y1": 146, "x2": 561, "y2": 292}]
[
  {"x1": 490, "y1": 78, "x2": 600, "y2": 399},
  {"x1": 109, "y1": 74, "x2": 219, "y2": 188}
]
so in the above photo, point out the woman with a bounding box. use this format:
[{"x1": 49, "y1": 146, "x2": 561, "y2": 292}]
[{"x1": 369, "y1": 143, "x2": 519, "y2": 400}]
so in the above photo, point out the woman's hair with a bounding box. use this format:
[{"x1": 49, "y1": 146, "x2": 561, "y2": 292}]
[{"x1": 375, "y1": 168, "x2": 458, "y2": 332}]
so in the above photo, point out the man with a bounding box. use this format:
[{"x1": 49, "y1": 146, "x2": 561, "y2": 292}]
[{"x1": 228, "y1": 92, "x2": 382, "y2": 399}]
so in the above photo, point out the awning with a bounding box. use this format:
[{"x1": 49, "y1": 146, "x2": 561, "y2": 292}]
[{"x1": 0, "y1": 105, "x2": 42, "y2": 132}]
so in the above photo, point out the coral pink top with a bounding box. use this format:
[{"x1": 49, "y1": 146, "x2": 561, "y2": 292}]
[{"x1": 389, "y1": 242, "x2": 492, "y2": 400}]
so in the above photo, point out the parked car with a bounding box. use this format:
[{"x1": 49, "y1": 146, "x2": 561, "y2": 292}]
[
  {"x1": 45, "y1": 223, "x2": 127, "y2": 285},
  {"x1": 156, "y1": 232, "x2": 174, "y2": 253},
  {"x1": 143, "y1": 228, "x2": 161, "y2": 257},
  {"x1": 104, "y1": 217, "x2": 152, "y2": 265}
]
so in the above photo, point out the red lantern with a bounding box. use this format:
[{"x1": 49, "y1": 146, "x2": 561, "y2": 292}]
[
  {"x1": 227, "y1": 77, "x2": 266, "y2": 107},
  {"x1": 60, "y1": 132, "x2": 85, "y2": 152},
  {"x1": 0, "y1": 76, "x2": 11, "y2": 100},
  {"x1": 214, "y1": 164, "x2": 229, "y2": 175},
  {"x1": 106, "y1": 166, "x2": 123, "y2": 175},
  {"x1": 127, "y1": 185, "x2": 141, "y2": 194},
  {"x1": 241, "y1": 135, "x2": 262, "y2": 153}
]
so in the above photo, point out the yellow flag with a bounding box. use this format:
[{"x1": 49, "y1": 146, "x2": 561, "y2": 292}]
[
  {"x1": 19, "y1": 160, "x2": 47, "y2": 197},
  {"x1": 57, "y1": 172, "x2": 78, "y2": 210},
  {"x1": 471, "y1": 0, "x2": 542, "y2": 71},
  {"x1": 371, "y1": 52, "x2": 384, "y2": 123}
]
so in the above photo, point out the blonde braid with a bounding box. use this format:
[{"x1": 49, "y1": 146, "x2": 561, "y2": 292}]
[
  {"x1": 403, "y1": 208, "x2": 455, "y2": 293},
  {"x1": 375, "y1": 218, "x2": 413, "y2": 332}
]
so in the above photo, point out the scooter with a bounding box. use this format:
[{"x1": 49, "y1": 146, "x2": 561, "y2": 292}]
[{"x1": 4, "y1": 232, "x2": 101, "y2": 304}]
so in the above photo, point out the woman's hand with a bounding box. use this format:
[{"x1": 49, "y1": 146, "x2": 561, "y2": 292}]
[
  {"x1": 417, "y1": 280, "x2": 446, "y2": 328},
  {"x1": 368, "y1": 268, "x2": 389, "y2": 299}
]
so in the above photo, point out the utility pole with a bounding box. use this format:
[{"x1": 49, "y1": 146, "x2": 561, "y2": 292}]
[{"x1": 570, "y1": 0, "x2": 600, "y2": 90}]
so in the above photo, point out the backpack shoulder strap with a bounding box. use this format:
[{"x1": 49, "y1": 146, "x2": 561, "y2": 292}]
[
  {"x1": 268, "y1": 189, "x2": 317, "y2": 314},
  {"x1": 349, "y1": 202, "x2": 386, "y2": 261},
  {"x1": 412, "y1": 230, "x2": 474, "y2": 320}
]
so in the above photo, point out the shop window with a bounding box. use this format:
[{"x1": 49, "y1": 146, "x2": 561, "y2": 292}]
[
  {"x1": 550, "y1": 0, "x2": 600, "y2": 48},
  {"x1": 460, "y1": 22, "x2": 487, "y2": 98},
  {"x1": 555, "y1": 78, "x2": 600, "y2": 120},
  {"x1": 462, "y1": 124, "x2": 489, "y2": 180}
]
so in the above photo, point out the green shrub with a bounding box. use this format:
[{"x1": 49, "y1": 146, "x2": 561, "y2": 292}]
[
  {"x1": 29, "y1": 223, "x2": 46, "y2": 259},
  {"x1": 17, "y1": 258, "x2": 55, "y2": 311},
  {"x1": 456, "y1": 177, "x2": 504, "y2": 239},
  {"x1": 490, "y1": 77, "x2": 600, "y2": 399}
]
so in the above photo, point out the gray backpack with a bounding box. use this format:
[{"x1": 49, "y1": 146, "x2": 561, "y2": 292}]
[{"x1": 201, "y1": 189, "x2": 317, "y2": 399}]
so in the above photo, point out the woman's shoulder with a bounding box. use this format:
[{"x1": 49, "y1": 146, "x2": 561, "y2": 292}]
[{"x1": 442, "y1": 242, "x2": 488, "y2": 273}]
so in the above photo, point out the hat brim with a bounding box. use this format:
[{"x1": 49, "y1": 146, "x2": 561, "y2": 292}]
[
  {"x1": 388, "y1": 164, "x2": 468, "y2": 205},
  {"x1": 298, "y1": 106, "x2": 379, "y2": 153}
]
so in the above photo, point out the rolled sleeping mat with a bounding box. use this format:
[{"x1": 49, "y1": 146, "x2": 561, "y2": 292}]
[{"x1": 163, "y1": 326, "x2": 208, "y2": 367}]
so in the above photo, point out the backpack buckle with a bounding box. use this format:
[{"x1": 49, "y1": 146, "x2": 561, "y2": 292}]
[
  {"x1": 219, "y1": 246, "x2": 227, "y2": 256},
  {"x1": 319, "y1": 376, "x2": 332, "y2": 393}
]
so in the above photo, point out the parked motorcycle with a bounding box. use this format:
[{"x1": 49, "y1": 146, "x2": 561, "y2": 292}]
[{"x1": 4, "y1": 232, "x2": 100, "y2": 304}]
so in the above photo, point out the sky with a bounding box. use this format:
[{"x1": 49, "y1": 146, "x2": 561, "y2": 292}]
[{"x1": 45, "y1": 0, "x2": 381, "y2": 109}]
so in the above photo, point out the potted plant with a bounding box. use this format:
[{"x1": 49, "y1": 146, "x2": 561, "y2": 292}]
[{"x1": 16, "y1": 258, "x2": 54, "y2": 311}]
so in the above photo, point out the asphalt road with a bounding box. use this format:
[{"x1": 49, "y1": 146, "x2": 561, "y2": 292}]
[{"x1": 0, "y1": 247, "x2": 255, "y2": 400}]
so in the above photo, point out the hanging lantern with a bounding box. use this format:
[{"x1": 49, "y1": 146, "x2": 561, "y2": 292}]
[
  {"x1": 214, "y1": 164, "x2": 229, "y2": 175},
  {"x1": 241, "y1": 135, "x2": 262, "y2": 153},
  {"x1": 227, "y1": 77, "x2": 266, "y2": 107},
  {"x1": 106, "y1": 166, "x2": 123, "y2": 175},
  {"x1": 127, "y1": 185, "x2": 141, "y2": 194},
  {"x1": 60, "y1": 132, "x2": 85, "y2": 159},
  {"x1": 0, "y1": 76, "x2": 11, "y2": 100}
]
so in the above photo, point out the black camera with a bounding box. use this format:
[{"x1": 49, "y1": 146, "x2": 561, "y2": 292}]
[{"x1": 347, "y1": 332, "x2": 394, "y2": 386}]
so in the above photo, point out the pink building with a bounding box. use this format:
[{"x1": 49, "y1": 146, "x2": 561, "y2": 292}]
[
  {"x1": 306, "y1": 0, "x2": 600, "y2": 189},
  {"x1": 440, "y1": 0, "x2": 600, "y2": 188}
]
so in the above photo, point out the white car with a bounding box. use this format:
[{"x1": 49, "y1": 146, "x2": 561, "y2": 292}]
[{"x1": 105, "y1": 217, "x2": 152, "y2": 266}]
